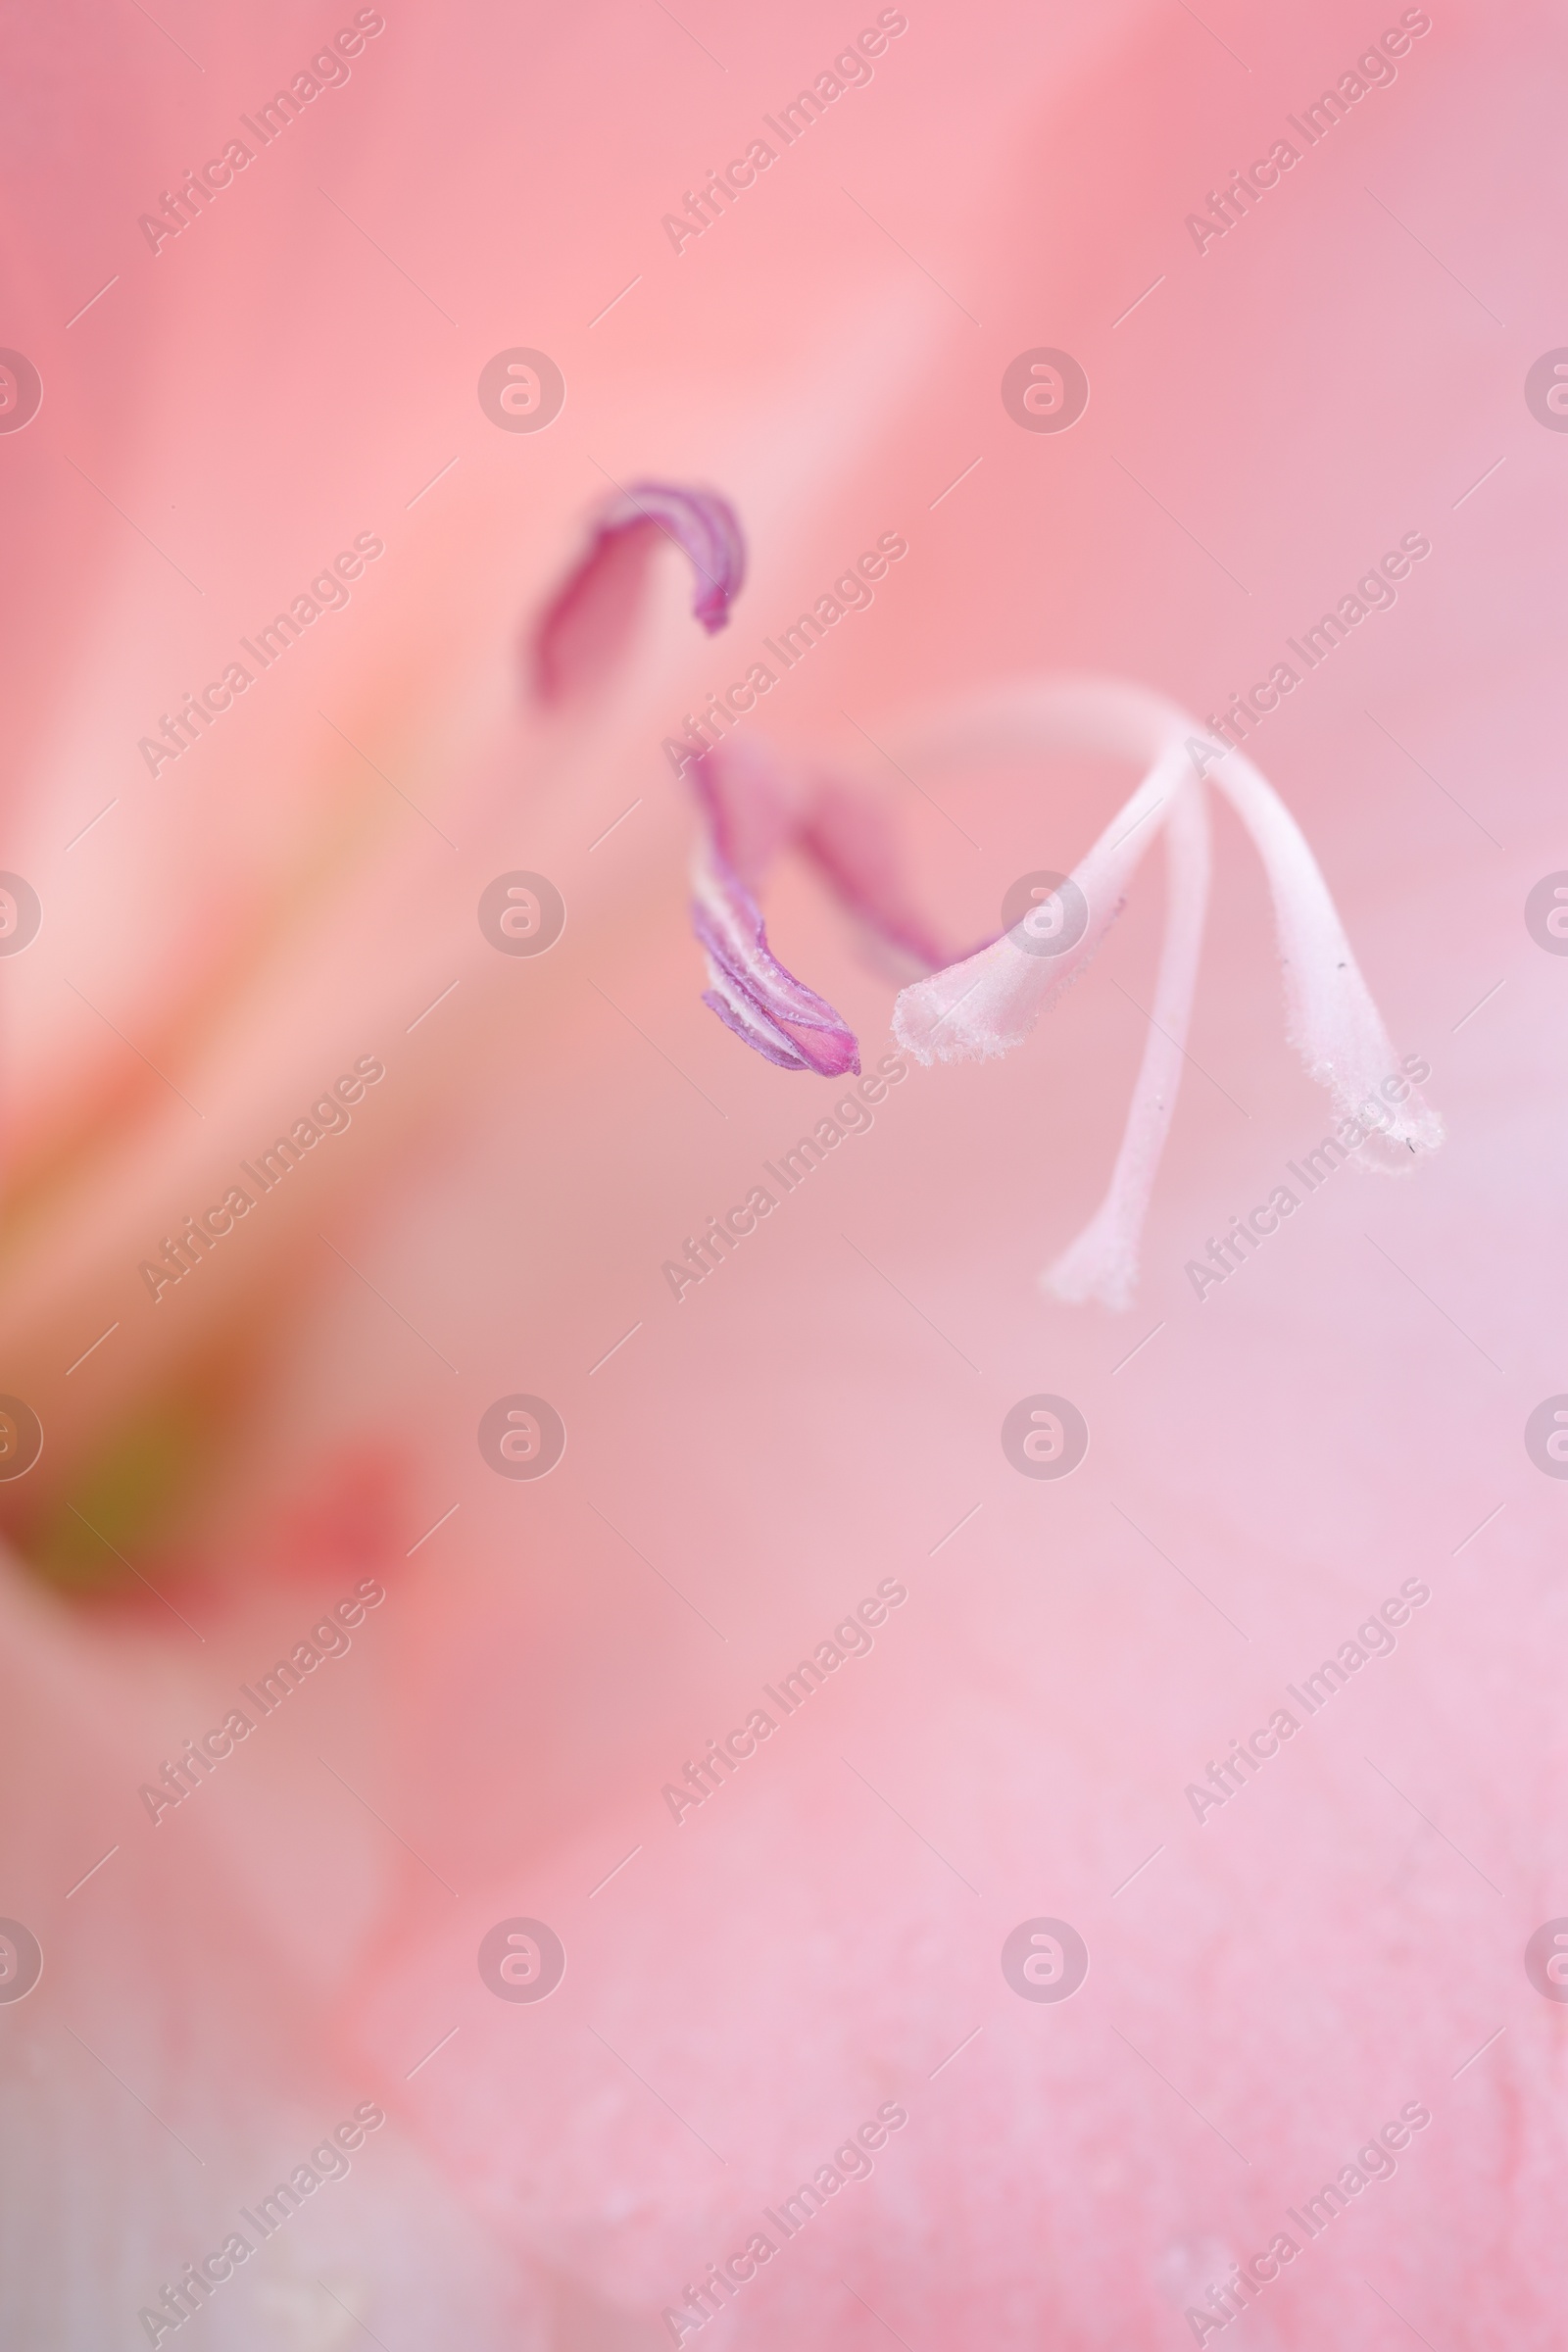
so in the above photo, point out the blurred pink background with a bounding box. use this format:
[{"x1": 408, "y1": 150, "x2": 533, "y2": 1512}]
[{"x1": 2, "y1": 0, "x2": 1564, "y2": 2344}]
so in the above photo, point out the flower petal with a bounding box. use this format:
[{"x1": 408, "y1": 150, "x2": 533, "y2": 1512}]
[{"x1": 533, "y1": 481, "x2": 746, "y2": 703}]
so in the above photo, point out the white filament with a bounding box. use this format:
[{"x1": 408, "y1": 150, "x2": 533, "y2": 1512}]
[{"x1": 1045, "y1": 772, "x2": 1211, "y2": 1308}]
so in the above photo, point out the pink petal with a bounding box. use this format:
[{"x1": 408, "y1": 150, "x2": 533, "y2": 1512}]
[{"x1": 533, "y1": 481, "x2": 745, "y2": 703}]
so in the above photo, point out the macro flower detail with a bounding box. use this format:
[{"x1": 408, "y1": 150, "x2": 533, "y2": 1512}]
[
  {"x1": 3, "y1": 11, "x2": 1555, "y2": 2347},
  {"x1": 540, "y1": 494, "x2": 1440, "y2": 1299},
  {"x1": 535, "y1": 485, "x2": 960, "y2": 1080},
  {"x1": 891, "y1": 681, "x2": 1443, "y2": 1306},
  {"x1": 687, "y1": 746, "x2": 861, "y2": 1077},
  {"x1": 684, "y1": 735, "x2": 971, "y2": 1078},
  {"x1": 534, "y1": 480, "x2": 747, "y2": 703}
]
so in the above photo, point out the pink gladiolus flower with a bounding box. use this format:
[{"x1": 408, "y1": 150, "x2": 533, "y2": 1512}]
[{"x1": 1, "y1": 6, "x2": 1560, "y2": 2351}]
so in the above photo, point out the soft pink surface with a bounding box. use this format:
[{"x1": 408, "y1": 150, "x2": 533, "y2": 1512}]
[{"x1": 1, "y1": 2, "x2": 1564, "y2": 2347}]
